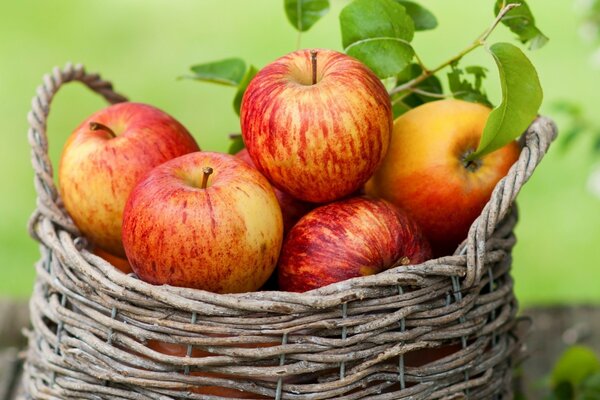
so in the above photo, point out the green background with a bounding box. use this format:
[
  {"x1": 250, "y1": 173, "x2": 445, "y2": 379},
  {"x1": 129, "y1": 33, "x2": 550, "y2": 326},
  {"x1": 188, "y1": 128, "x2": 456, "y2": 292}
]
[{"x1": 1, "y1": 0, "x2": 598, "y2": 304}]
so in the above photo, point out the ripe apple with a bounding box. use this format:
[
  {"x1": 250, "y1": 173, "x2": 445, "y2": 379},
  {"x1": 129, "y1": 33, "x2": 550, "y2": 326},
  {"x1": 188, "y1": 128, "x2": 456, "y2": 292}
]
[
  {"x1": 365, "y1": 99, "x2": 521, "y2": 257},
  {"x1": 92, "y1": 246, "x2": 132, "y2": 274},
  {"x1": 121, "y1": 151, "x2": 283, "y2": 293},
  {"x1": 278, "y1": 197, "x2": 432, "y2": 292},
  {"x1": 147, "y1": 340, "x2": 271, "y2": 398},
  {"x1": 240, "y1": 48, "x2": 392, "y2": 203},
  {"x1": 59, "y1": 102, "x2": 199, "y2": 257},
  {"x1": 235, "y1": 148, "x2": 314, "y2": 234}
]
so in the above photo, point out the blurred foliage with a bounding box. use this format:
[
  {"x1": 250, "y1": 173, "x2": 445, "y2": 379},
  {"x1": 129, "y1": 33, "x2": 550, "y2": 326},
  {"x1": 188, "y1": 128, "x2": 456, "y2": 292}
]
[{"x1": 543, "y1": 346, "x2": 600, "y2": 399}]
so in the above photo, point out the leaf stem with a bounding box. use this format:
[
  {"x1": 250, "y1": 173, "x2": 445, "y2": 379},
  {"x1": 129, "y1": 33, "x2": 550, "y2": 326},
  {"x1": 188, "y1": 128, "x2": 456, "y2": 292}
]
[{"x1": 389, "y1": 3, "x2": 521, "y2": 96}]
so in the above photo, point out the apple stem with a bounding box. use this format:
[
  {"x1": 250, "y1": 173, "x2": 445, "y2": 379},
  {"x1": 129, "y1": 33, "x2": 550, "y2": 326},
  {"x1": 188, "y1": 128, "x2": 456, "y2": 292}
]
[
  {"x1": 310, "y1": 50, "x2": 318, "y2": 85},
  {"x1": 201, "y1": 167, "x2": 213, "y2": 189},
  {"x1": 89, "y1": 122, "x2": 116, "y2": 138}
]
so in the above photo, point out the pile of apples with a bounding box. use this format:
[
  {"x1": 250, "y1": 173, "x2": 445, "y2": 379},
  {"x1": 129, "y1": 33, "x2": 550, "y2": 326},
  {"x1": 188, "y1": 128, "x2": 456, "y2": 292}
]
[{"x1": 59, "y1": 49, "x2": 520, "y2": 295}]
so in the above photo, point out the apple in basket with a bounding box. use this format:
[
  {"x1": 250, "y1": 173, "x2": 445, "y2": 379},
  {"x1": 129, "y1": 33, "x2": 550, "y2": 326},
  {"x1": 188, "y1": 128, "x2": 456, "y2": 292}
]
[
  {"x1": 122, "y1": 151, "x2": 283, "y2": 293},
  {"x1": 59, "y1": 102, "x2": 200, "y2": 257},
  {"x1": 147, "y1": 340, "x2": 272, "y2": 398},
  {"x1": 235, "y1": 148, "x2": 314, "y2": 234},
  {"x1": 365, "y1": 99, "x2": 521, "y2": 257},
  {"x1": 278, "y1": 196, "x2": 432, "y2": 292},
  {"x1": 240, "y1": 48, "x2": 393, "y2": 203}
]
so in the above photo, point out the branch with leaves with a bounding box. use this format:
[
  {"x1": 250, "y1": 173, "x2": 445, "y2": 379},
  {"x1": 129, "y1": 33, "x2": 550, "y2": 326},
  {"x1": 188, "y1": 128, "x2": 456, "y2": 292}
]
[{"x1": 183, "y1": 0, "x2": 547, "y2": 160}]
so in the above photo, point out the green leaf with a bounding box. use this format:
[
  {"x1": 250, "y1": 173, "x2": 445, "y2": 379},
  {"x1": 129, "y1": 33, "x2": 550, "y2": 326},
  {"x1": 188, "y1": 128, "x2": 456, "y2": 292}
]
[
  {"x1": 552, "y1": 381, "x2": 575, "y2": 400},
  {"x1": 580, "y1": 372, "x2": 600, "y2": 399},
  {"x1": 340, "y1": 0, "x2": 415, "y2": 78},
  {"x1": 187, "y1": 58, "x2": 247, "y2": 86},
  {"x1": 397, "y1": 1, "x2": 437, "y2": 31},
  {"x1": 397, "y1": 63, "x2": 443, "y2": 107},
  {"x1": 495, "y1": 0, "x2": 549, "y2": 50},
  {"x1": 470, "y1": 42, "x2": 543, "y2": 159},
  {"x1": 284, "y1": 0, "x2": 330, "y2": 32},
  {"x1": 447, "y1": 65, "x2": 492, "y2": 107},
  {"x1": 551, "y1": 346, "x2": 600, "y2": 390},
  {"x1": 233, "y1": 65, "x2": 258, "y2": 116},
  {"x1": 228, "y1": 134, "x2": 245, "y2": 155},
  {"x1": 392, "y1": 99, "x2": 411, "y2": 118}
]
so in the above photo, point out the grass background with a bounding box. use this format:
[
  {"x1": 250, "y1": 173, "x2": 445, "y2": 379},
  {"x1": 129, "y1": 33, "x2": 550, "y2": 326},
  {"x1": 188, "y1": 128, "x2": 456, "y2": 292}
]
[{"x1": 1, "y1": 0, "x2": 598, "y2": 304}]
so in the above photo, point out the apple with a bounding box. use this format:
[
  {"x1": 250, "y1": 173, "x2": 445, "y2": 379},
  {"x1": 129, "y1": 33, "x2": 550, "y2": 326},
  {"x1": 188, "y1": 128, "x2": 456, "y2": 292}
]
[
  {"x1": 240, "y1": 48, "x2": 392, "y2": 203},
  {"x1": 59, "y1": 102, "x2": 200, "y2": 257},
  {"x1": 278, "y1": 197, "x2": 432, "y2": 292},
  {"x1": 92, "y1": 246, "x2": 132, "y2": 274},
  {"x1": 365, "y1": 99, "x2": 521, "y2": 257},
  {"x1": 121, "y1": 151, "x2": 283, "y2": 293},
  {"x1": 235, "y1": 148, "x2": 314, "y2": 234},
  {"x1": 147, "y1": 340, "x2": 271, "y2": 398}
]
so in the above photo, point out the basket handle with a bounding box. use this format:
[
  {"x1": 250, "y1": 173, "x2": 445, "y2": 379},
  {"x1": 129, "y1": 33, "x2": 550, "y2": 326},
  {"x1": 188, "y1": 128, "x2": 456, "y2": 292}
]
[
  {"x1": 27, "y1": 63, "x2": 128, "y2": 239},
  {"x1": 462, "y1": 116, "x2": 558, "y2": 288}
]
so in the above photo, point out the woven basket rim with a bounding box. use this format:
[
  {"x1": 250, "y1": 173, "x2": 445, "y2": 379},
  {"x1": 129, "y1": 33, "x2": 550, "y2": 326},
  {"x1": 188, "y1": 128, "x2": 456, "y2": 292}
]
[{"x1": 27, "y1": 63, "x2": 558, "y2": 309}]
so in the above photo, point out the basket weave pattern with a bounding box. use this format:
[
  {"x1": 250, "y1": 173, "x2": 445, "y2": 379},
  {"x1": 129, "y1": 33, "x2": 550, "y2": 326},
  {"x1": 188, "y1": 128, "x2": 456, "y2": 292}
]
[{"x1": 24, "y1": 64, "x2": 557, "y2": 399}]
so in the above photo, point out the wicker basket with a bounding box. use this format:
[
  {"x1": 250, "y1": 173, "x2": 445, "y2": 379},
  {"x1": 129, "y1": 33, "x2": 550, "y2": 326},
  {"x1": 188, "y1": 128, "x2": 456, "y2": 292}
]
[{"x1": 23, "y1": 64, "x2": 557, "y2": 400}]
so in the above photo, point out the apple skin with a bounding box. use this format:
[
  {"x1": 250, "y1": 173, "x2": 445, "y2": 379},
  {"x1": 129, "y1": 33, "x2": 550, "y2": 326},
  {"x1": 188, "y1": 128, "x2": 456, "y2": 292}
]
[
  {"x1": 121, "y1": 151, "x2": 283, "y2": 293},
  {"x1": 92, "y1": 246, "x2": 132, "y2": 274},
  {"x1": 235, "y1": 148, "x2": 314, "y2": 234},
  {"x1": 147, "y1": 340, "x2": 271, "y2": 399},
  {"x1": 59, "y1": 102, "x2": 200, "y2": 257},
  {"x1": 240, "y1": 48, "x2": 392, "y2": 203},
  {"x1": 278, "y1": 197, "x2": 432, "y2": 292},
  {"x1": 365, "y1": 99, "x2": 521, "y2": 257}
]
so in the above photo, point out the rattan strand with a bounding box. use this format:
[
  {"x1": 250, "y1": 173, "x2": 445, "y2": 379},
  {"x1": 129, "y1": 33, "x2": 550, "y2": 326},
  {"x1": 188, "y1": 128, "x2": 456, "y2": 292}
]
[{"x1": 23, "y1": 63, "x2": 556, "y2": 399}]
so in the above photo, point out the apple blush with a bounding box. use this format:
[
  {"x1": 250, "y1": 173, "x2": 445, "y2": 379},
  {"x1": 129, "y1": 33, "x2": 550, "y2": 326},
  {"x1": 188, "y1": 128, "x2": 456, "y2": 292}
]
[
  {"x1": 240, "y1": 48, "x2": 393, "y2": 203},
  {"x1": 365, "y1": 99, "x2": 521, "y2": 257},
  {"x1": 59, "y1": 102, "x2": 200, "y2": 257},
  {"x1": 277, "y1": 197, "x2": 432, "y2": 292},
  {"x1": 121, "y1": 152, "x2": 283, "y2": 293}
]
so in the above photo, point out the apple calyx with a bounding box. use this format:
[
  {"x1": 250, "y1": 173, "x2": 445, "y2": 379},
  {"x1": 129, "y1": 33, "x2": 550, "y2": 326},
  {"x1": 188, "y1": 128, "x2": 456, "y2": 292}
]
[
  {"x1": 461, "y1": 151, "x2": 483, "y2": 172},
  {"x1": 310, "y1": 50, "x2": 317, "y2": 85},
  {"x1": 201, "y1": 167, "x2": 213, "y2": 189},
  {"x1": 89, "y1": 121, "x2": 116, "y2": 138}
]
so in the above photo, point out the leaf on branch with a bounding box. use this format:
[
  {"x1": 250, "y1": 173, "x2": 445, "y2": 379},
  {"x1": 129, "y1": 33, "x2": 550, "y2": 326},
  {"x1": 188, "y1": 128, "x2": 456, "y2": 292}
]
[
  {"x1": 396, "y1": 1, "x2": 437, "y2": 31},
  {"x1": 233, "y1": 65, "x2": 258, "y2": 116},
  {"x1": 391, "y1": 64, "x2": 443, "y2": 118},
  {"x1": 495, "y1": 0, "x2": 549, "y2": 50},
  {"x1": 228, "y1": 134, "x2": 245, "y2": 155},
  {"x1": 340, "y1": 0, "x2": 415, "y2": 78},
  {"x1": 470, "y1": 42, "x2": 543, "y2": 159},
  {"x1": 447, "y1": 64, "x2": 492, "y2": 107},
  {"x1": 186, "y1": 58, "x2": 247, "y2": 86},
  {"x1": 285, "y1": 0, "x2": 330, "y2": 32}
]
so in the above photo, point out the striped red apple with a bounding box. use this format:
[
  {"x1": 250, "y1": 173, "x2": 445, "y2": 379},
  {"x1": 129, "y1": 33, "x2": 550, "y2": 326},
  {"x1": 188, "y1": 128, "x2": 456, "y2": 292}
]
[
  {"x1": 121, "y1": 152, "x2": 283, "y2": 293},
  {"x1": 59, "y1": 102, "x2": 199, "y2": 257},
  {"x1": 278, "y1": 197, "x2": 432, "y2": 292},
  {"x1": 240, "y1": 49, "x2": 392, "y2": 203}
]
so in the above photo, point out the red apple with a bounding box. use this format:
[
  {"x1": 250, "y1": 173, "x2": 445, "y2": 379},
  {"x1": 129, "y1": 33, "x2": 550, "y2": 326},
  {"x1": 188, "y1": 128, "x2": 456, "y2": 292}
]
[
  {"x1": 59, "y1": 102, "x2": 199, "y2": 257},
  {"x1": 278, "y1": 197, "x2": 431, "y2": 292},
  {"x1": 365, "y1": 99, "x2": 521, "y2": 257},
  {"x1": 122, "y1": 152, "x2": 283, "y2": 293},
  {"x1": 240, "y1": 49, "x2": 392, "y2": 203},
  {"x1": 235, "y1": 148, "x2": 314, "y2": 234}
]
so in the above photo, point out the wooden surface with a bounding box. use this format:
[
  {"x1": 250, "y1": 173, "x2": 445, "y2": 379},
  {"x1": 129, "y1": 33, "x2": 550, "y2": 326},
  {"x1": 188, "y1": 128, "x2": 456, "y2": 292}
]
[{"x1": 1, "y1": 299, "x2": 599, "y2": 399}]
